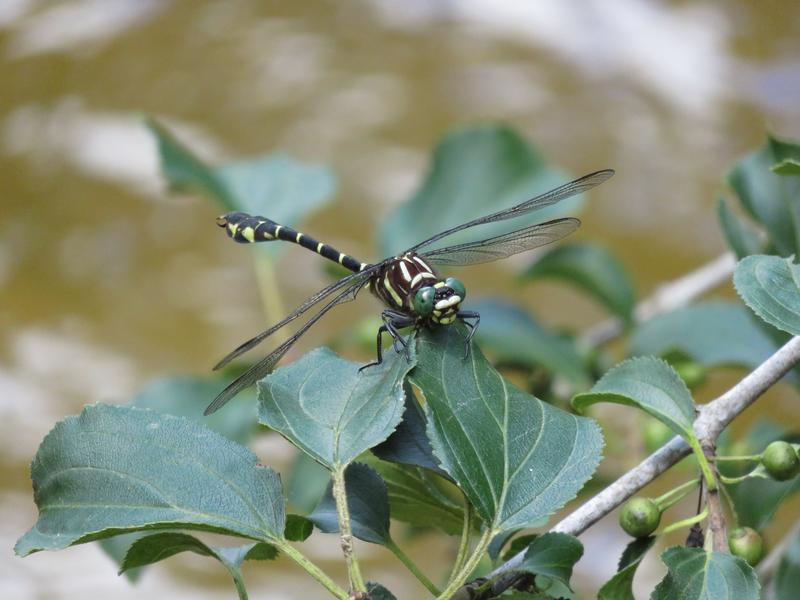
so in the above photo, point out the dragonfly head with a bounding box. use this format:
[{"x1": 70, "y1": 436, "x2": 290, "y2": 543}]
[{"x1": 413, "y1": 277, "x2": 466, "y2": 325}]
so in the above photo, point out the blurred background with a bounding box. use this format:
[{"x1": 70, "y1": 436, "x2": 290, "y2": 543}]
[{"x1": 2, "y1": 1, "x2": 799, "y2": 598}]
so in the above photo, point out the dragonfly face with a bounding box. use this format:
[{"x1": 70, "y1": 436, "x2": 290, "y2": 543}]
[{"x1": 412, "y1": 277, "x2": 466, "y2": 325}]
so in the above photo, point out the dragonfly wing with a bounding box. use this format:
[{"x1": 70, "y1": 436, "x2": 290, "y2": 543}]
[
  {"x1": 410, "y1": 169, "x2": 612, "y2": 253},
  {"x1": 205, "y1": 278, "x2": 368, "y2": 415},
  {"x1": 422, "y1": 217, "x2": 580, "y2": 267},
  {"x1": 213, "y1": 266, "x2": 377, "y2": 370}
]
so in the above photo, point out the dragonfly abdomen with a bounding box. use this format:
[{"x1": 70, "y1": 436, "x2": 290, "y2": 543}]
[{"x1": 216, "y1": 212, "x2": 366, "y2": 273}]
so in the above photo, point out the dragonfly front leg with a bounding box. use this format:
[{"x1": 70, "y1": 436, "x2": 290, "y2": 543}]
[
  {"x1": 359, "y1": 309, "x2": 417, "y2": 371},
  {"x1": 457, "y1": 310, "x2": 481, "y2": 359}
]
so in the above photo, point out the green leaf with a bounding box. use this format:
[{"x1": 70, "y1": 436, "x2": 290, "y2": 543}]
[
  {"x1": 286, "y1": 451, "x2": 331, "y2": 514},
  {"x1": 772, "y1": 158, "x2": 800, "y2": 176},
  {"x1": 410, "y1": 327, "x2": 603, "y2": 533},
  {"x1": 380, "y1": 126, "x2": 585, "y2": 256},
  {"x1": 716, "y1": 198, "x2": 764, "y2": 259},
  {"x1": 147, "y1": 118, "x2": 336, "y2": 258},
  {"x1": 652, "y1": 547, "x2": 760, "y2": 600},
  {"x1": 521, "y1": 242, "x2": 635, "y2": 321},
  {"x1": 488, "y1": 529, "x2": 521, "y2": 561},
  {"x1": 99, "y1": 533, "x2": 147, "y2": 582},
  {"x1": 502, "y1": 533, "x2": 540, "y2": 562},
  {"x1": 629, "y1": 301, "x2": 779, "y2": 371},
  {"x1": 133, "y1": 375, "x2": 256, "y2": 445},
  {"x1": 284, "y1": 514, "x2": 314, "y2": 542},
  {"x1": 120, "y1": 532, "x2": 277, "y2": 573},
  {"x1": 121, "y1": 532, "x2": 276, "y2": 600},
  {"x1": 515, "y1": 533, "x2": 583, "y2": 591},
  {"x1": 146, "y1": 118, "x2": 235, "y2": 205},
  {"x1": 258, "y1": 347, "x2": 413, "y2": 470},
  {"x1": 366, "y1": 582, "x2": 398, "y2": 600},
  {"x1": 372, "y1": 385, "x2": 447, "y2": 477},
  {"x1": 597, "y1": 536, "x2": 656, "y2": 600},
  {"x1": 364, "y1": 456, "x2": 465, "y2": 535},
  {"x1": 16, "y1": 405, "x2": 285, "y2": 556},
  {"x1": 470, "y1": 298, "x2": 590, "y2": 387},
  {"x1": 309, "y1": 462, "x2": 391, "y2": 545},
  {"x1": 775, "y1": 529, "x2": 800, "y2": 600},
  {"x1": 572, "y1": 357, "x2": 696, "y2": 444},
  {"x1": 727, "y1": 133, "x2": 800, "y2": 255},
  {"x1": 734, "y1": 254, "x2": 800, "y2": 335}
]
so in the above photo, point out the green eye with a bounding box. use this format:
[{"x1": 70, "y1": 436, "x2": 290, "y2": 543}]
[
  {"x1": 445, "y1": 277, "x2": 466, "y2": 300},
  {"x1": 413, "y1": 286, "x2": 435, "y2": 316}
]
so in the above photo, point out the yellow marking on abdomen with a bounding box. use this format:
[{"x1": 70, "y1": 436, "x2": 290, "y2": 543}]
[
  {"x1": 296, "y1": 232, "x2": 303, "y2": 243},
  {"x1": 242, "y1": 227, "x2": 255, "y2": 242},
  {"x1": 338, "y1": 253, "x2": 345, "y2": 264}
]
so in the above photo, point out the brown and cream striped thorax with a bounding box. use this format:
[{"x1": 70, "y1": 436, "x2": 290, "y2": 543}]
[{"x1": 371, "y1": 252, "x2": 438, "y2": 311}]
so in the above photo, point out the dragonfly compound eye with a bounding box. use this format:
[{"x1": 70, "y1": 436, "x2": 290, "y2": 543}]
[
  {"x1": 413, "y1": 286, "x2": 436, "y2": 316},
  {"x1": 444, "y1": 277, "x2": 466, "y2": 301}
]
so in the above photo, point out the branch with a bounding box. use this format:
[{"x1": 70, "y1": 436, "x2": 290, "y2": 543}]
[
  {"x1": 580, "y1": 252, "x2": 736, "y2": 347},
  {"x1": 482, "y1": 335, "x2": 800, "y2": 581}
]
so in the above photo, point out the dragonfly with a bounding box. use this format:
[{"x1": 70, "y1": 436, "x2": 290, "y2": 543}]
[{"x1": 204, "y1": 169, "x2": 614, "y2": 415}]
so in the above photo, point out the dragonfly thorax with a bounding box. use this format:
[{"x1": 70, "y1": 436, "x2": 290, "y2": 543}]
[{"x1": 370, "y1": 252, "x2": 466, "y2": 325}]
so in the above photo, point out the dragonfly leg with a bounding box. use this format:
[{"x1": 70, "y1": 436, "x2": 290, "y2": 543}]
[
  {"x1": 359, "y1": 310, "x2": 416, "y2": 371},
  {"x1": 457, "y1": 310, "x2": 481, "y2": 359}
]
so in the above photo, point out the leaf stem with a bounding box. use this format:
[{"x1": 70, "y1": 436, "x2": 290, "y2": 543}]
[
  {"x1": 660, "y1": 507, "x2": 708, "y2": 536},
  {"x1": 688, "y1": 438, "x2": 717, "y2": 491},
  {"x1": 254, "y1": 257, "x2": 287, "y2": 343},
  {"x1": 654, "y1": 478, "x2": 700, "y2": 512},
  {"x1": 449, "y1": 499, "x2": 473, "y2": 582},
  {"x1": 437, "y1": 528, "x2": 493, "y2": 600},
  {"x1": 229, "y1": 566, "x2": 249, "y2": 600},
  {"x1": 332, "y1": 467, "x2": 367, "y2": 595},
  {"x1": 386, "y1": 539, "x2": 441, "y2": 596},
  {"x1": 712, "y1": 454, "x2": 762, "y2": 462},
  {"x1": 719, "y1": 471, "x2": 769, "y2": 485},
  {"x1": 277, "y1": 542, "x2": 349, "y2": 599}
]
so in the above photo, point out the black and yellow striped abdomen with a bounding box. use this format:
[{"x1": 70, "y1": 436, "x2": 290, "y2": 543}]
[{"x1": 217, "y1": 212, "x2": 366, "y2": 273}]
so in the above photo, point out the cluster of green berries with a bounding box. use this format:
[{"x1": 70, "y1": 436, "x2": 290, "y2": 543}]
[{"x1": 618, "y1": 440, "x2": 798, "y2": 565}]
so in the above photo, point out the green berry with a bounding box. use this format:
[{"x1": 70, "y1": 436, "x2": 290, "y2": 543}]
[
  {"x1": 761, "y1": 441, "x2": 800, "y2": 481},
  {"x1": 619, "y1": 497, "x2": 661, "y2": 538},
  {"x1": 728, "y1": 527, "x2": 765, "y2": 566}
]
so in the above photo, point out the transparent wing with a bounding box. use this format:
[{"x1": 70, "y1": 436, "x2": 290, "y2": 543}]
[
  {"x1": 421, "y1": 217, "x2": 580, "y2": 266},
  {"x1": 213, "y1": 265, "x2": 378, "y2": 370},
  {"x1": 205, "y1": 278, "x2": 368, "y2": 415},
  {"x1": 409, "y1": 169, "x2": 613, "y2": 253}
]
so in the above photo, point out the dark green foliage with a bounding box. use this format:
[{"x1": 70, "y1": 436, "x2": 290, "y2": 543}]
[
  {"x1": 726, "y1": 133, "x2": 800, "y2": 256},
  {"x1": 652, "y1": 547, "x2": 760, "y2": 600},
  {"x1": 310, "y1": 463, "x2": 391, "y2": 545},
  {"x1": 597, "y1": 536, "x2": 656, "y2": 600},
  {"x1": 734, "y1": 255, "x2": 800, "y2": 336},
  {"x1": 16, "y1": 405, "x2": 286, "y2": 556},
  {"x1": 258, "y1": 347, "x2": 413, "y2": 470},
  {"x1": 521, "y1": 242, "x2": 635, "y2": 321},
  {"x1": 628, "y1": 301, "x2": 779, "y2": 372},
  {"x1": 470, "y1": 298, "x2": 590, "y2": 387},
  {"x1": 380, "y1": 126, "x2": 584, "y2": 256},
  {"x1": 514, "y1": 533, "x2": 583, "y2": 591},
  {"x1": 411, "y1": 326, "x2": 603, "y2": 533}
]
